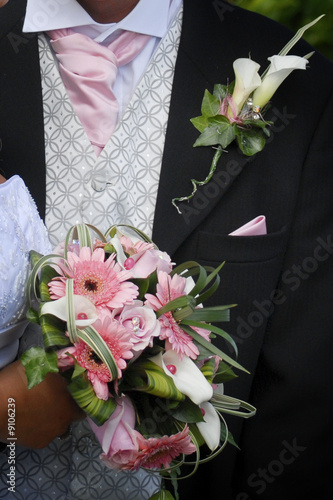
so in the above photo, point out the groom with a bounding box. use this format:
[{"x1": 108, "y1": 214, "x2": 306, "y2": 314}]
[{"x1": 0, "y1": 0, "x2": 332, "y2": 498}]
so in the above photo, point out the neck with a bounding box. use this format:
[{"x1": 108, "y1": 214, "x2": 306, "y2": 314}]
[{"x1": 76, "y1": 0, "x2": 140, "y2": 23}]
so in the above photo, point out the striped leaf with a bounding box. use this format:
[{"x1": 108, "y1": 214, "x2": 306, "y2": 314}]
[
  {"x1": 105, "y1": 224, "x2": 154, "y2": 244},
  {"x1": 39, "y1": 312, "x2": 69, "y2": 348},
  {"x1": 200, "y1": 357, "x2": 216, "y2": 384},
  {"x1": 125, "y1": 361, "x2": 185, "y2": 401},
  {"x1": 68, "y1": 371, "x2": 117, "y2": 425},
  {"x1": 64, "y1": 224, "x2": 93, "y2": 259},
  {"x1": 181, "y1": 319, "x2": 238, "y2": 356},
  {"x1": 180, "y1": 324, "x2": 248, "y2": 373},
  {"x1": 66, "y1": 279, "x2": 79, "y2": 344},
  {"x1": 77, "y1": 326, "x2": 119, "y2": 381}
]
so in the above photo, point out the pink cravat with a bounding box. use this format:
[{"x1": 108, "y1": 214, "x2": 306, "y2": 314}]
[{"x1": 48, "y1": 29, "x2": 151, "y2": 156}]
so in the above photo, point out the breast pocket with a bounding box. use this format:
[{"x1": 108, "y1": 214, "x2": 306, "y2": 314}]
[
  {"x1": 194, "y1": 225, "x2": 290, "y2": 376},
  {"x1": 196, "y1": 225, "x2": 289, "y2": 265}
]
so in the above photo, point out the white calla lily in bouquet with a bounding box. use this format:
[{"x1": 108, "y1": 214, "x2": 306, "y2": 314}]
[
  {"x1": 22, "y1": 223, "x2": 256, "y2": 500},
  {"x1": 172, "y1": 16, "x2": 324, "y2": 211}
]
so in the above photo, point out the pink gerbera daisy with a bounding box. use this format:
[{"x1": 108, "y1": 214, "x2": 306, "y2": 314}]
[
  {"x1": 128, "y1": 426, "x2": 196, "y2": 470},
  {"x1": 145, "y1": 271, "x2": 210, "y2": 360},
  {"x1": 49, "y1": 246, "x2": 138, "y2": 310},
  {"x1": 57, "y1": 317, "x2": 134, "y2": 400}
]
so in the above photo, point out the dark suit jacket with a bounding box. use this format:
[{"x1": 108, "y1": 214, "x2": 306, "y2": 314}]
[{"x1": 1, "y1": 0, "x2": 333, "y2": 498}]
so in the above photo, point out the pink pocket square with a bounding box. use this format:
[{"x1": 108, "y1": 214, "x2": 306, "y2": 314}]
[{"x1": 229, "y1": 215, "x2": 267, "y2": 236}]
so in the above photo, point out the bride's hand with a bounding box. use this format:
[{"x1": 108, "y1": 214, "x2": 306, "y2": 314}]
[
  {"x1": 0, "y1": 360, "x2": 84, "y2": 448},
  {"x1": 0, "y1": 175, "x2": 6, "y2": 184}
]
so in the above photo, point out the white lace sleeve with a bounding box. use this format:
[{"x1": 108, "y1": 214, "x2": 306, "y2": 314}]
[{"x1": 0, "y1": 175, "x2": 51, "y2": 367}]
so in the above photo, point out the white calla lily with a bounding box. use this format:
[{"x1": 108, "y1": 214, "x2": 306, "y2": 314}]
[
  {"x1": 41, "y1": 295, "x2": 98, "y2": 328},
  {"x1": 230, "y1": 58, "x2": 261, "y2": 115},
  {"x1": 150, "y1": 350, "x2": 213, "y2": 405},
  {"x1": 197, "y1": 401, "x2": 221, "y2": 451},
  {"x1": 110, "y1": 235, "x2": 127, "y2": 268},
  {"x1": 252, "y1": 55, "x2": 308, "y2": 108}
]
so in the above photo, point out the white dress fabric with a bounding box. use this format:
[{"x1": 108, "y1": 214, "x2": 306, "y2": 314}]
[{"x1": 0, "y1": 175, "x2": 51, "y2": 369}]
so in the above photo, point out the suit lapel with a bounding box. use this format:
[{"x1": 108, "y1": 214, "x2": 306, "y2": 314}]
[
  {"x1": 0, "y1": 0, "x2": 46, "y2": 217},
  {"x1": 152, "y1": 0, "x2": 250, "y2": 253}
]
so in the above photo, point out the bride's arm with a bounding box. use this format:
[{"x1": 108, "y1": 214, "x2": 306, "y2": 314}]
[
  {"x1": 0, "y1": 173, "x2": 83, "y2": 447},
  {"x1": 0, "y1": 359, "x2": 84, "y2": 448}
]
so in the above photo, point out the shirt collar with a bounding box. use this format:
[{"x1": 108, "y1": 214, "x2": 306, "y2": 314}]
[{"x1": 23, "y1": 0, "x2": 171, "y2": 38}]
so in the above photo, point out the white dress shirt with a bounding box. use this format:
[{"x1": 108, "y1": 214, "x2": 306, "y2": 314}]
[{"x1": 23, "y1": 0, "x2": 183, "y2": 116}]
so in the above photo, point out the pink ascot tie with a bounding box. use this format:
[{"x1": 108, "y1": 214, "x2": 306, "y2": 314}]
[{"x1": 48, "y1": 29, "x2": 151, "y2": 156}]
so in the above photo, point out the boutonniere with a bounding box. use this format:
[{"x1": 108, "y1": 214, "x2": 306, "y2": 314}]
[{"x1": 172, "y1": 15, "x2": 324, "y2": 212}]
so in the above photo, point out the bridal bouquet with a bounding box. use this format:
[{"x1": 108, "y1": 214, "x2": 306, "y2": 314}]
[{"x1": 22, "y1": 223, "x2": 255, "y2": 499}]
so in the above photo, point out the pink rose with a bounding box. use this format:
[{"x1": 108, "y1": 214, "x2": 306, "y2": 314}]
[
  {"x1": 116, "y1": 300, "x2": 160, "y2": 352},
  {"x1": 89, "y1": 396, "x2": 139, "y2": 470}
]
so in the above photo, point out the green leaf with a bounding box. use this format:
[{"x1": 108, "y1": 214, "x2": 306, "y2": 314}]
[
  {"x1": 66, "y1": 279, "x2": 79, "y2": 344},
  {"x1": 39, "y1": 312, "x2": 69, "y2": 348},
  {"x1": 21, "y1": 347, "x2": 59, "y2": 389},
  {"x1": 213, "y1": 361, "x2": 238, "y2": 383},
  {"x1": 220, "y1": 421, "x2": 240, "y2": 450},
  {"x1": 242, "y1": 118, "x2": 268, "y2": 129},
  {"x1": 236, "y1": 127, "x2": 266, "y2": 156},
  {"x1": 194, "y1": 119, "x2": 236, "y2": 149},
  {"x1": 200, "y1": 357, "x2": 216, "y2": 384},
  {"x1": 26, "y1": 253, "x2": 62, "y2": 308},
  {"x1": 29, "y1": 250, "x2": 43, "y2": 268},
  {"x1": 148, "y1": 490, "x2": 176, "y2": 500},
  {"x1": 131, "y1": 277, "x2": 150, "y2": 300},
  {"x1": 105, "y1": 224, "x2": 153, "y2": 244},
  {"x1": 124, "y1": 361, "x2": 185, "y2": 401},
  {"x1": 181, "y1": 319, "x2": 238, "y2": 357},
  {"x1": 68, "y1": 371, "x2": 117, "y2": 425},
  {"x1": 213, "y1": 83, "x2": 229, "y2": 101},
  {"x1": 156, "y1": 295, "x2": 196, "y2": 318},
  {"x1": 39, "y1": 265, "x2": 59, "y2": 302},
  {"x1": 201, "y1": 89, "x2": 221, "y2": 117},
  {"x1": 185, "y1": 306, "x2": 230, "y2": 323},
  {"x1": 64, "y1": 224, "x2": 93, "y2": 259},
  {"x1": 190, "y1": 115, "x2": 209, "y2": 133},
  {"x1": 180, "y1": 324, "x2": 249, "y2": 374},
  {"x1": 171, "y1": 398, "x2": 205, "y2": 424},
  {"x1": 186, "y1": 264, "x2": 207, "y2": 298},
  {"x1": 77, "y1": 326, "x2": 119, "y2": 381},
  {"x1": 26, "y1": 307, "x2": 39, "y2": 324}
]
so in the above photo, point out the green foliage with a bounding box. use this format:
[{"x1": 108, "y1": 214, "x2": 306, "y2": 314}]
[
  {"x1": 21, "y1": 347, "x2": 59, "y2": 388},
  {"x1": 230, "y1": 0, "x2": 333, "y2": 60},
  {"x1": 68, "y1": 369, "x2": 117, "y2": 425}
]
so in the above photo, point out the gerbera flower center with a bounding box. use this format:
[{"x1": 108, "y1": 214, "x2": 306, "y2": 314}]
[
  {"x1": 142, "y1": 446, "x2": 170, "y2": 466},
  {"x1": 76, "y1": 343, "x2": 111, "y2": 382},
  {"x1": 89, "y1": 351, "x2": 103, "y2": 366},
  {"x1": 83, "y1": 278, "x2": 99, "y2": 293}
]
